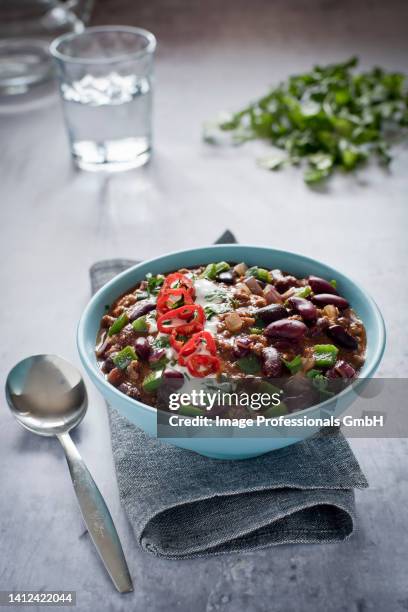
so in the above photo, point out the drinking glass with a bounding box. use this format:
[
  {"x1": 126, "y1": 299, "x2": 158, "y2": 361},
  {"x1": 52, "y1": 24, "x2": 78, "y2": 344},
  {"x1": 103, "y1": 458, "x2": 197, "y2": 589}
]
[
  {"x1": 0, "y1": 0, "x2": 94, "y2": 96},
  {"x1": 50, "y1": 26, "x2": 156, "y2": 171}
]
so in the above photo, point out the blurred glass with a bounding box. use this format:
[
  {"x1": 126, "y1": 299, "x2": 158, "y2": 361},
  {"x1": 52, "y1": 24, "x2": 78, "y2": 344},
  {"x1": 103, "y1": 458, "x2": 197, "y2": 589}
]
[
  {"x1": 50, "y1": 26, "x2": 156, "y2": 172},
  {"x1": 0, "y1": 0, "x2": 94, "y2": 95}
]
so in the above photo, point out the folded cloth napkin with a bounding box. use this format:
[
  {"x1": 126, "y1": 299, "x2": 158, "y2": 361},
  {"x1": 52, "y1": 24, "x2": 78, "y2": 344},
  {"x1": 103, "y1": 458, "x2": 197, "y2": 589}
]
[{"x1": 90, "y1": 231, "x2": 368, "y2": 559}]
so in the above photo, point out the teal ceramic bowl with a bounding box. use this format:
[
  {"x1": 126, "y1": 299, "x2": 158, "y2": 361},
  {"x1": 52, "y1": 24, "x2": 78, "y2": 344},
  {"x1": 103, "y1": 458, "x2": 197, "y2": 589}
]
[{"x1": 77, "y1": 245, "x2": 385, "y2": 459}]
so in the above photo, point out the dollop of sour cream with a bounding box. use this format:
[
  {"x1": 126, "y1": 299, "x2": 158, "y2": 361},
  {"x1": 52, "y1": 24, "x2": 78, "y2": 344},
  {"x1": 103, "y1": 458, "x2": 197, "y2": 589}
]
[{"x1": 193, "y1": 278, "x2": 220, "y2": 334}]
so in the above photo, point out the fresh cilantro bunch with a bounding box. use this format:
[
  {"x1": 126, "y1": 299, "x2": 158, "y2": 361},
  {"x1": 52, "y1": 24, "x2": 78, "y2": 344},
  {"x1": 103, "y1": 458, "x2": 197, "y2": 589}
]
[{"x1": 204, "y1": 57, "x2": 408, "y2": 184}]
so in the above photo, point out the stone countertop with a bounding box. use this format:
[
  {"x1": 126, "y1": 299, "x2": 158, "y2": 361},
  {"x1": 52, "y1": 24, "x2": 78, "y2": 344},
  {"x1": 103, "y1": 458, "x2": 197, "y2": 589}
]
[{"x1": 1, "y1": 1, "x2": 408, "y2": 610}]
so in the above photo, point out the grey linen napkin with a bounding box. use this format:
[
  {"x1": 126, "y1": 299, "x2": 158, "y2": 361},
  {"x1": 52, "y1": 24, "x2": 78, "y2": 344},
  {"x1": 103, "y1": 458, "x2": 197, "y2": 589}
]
[{"x1": 90, "y1": 231, "x2": 368, "y2": 559}]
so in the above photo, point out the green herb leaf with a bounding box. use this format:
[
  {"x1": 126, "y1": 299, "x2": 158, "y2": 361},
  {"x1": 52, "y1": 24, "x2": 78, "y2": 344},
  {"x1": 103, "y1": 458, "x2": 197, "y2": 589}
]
[
  {"x1": 282, "y1": 354, "x2": 303, "y2": 374},
  {"x1": 135, "y1": 290, "x2": 149, "y2": 301},
  {"x1": 304, "y1": 168, "x2": 330, "y2": 184},
  {"x1": 153, "y1": 335, "x2": 171, "y2": 348},
  {"x1": 237, "y1": 354, "x2": 262, "y2": 374},
  {"x1": 146, "y1": 273, "x2": 164, "y2": 295},
  {"x1": 257, "y1": 155, "x2": 286, "y2": 171},
  {"x1": 205, "y1": 57, "x2": 407, "y2": 184}
]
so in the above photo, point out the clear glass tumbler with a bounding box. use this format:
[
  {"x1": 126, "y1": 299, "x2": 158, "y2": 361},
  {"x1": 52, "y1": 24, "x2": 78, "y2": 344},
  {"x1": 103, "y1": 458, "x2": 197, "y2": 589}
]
[{"x1": 50, "y1": 26, "x2": 156, "y2": 171}]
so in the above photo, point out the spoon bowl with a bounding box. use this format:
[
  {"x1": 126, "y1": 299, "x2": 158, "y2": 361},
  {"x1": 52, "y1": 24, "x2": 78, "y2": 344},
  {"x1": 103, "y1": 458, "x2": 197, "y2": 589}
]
[
  {"x1": 5, "y1": 354, "x2": 133, "y2": 593},
  {"x1": 5, "y1": 354, "x2": 87, "y2": 436}
]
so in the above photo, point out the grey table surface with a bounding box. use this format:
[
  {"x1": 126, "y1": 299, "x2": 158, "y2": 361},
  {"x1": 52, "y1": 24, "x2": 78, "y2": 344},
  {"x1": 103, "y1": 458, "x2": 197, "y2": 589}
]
[{"x1": 1, "y1": 0, "x2": 408, "y2": 610}]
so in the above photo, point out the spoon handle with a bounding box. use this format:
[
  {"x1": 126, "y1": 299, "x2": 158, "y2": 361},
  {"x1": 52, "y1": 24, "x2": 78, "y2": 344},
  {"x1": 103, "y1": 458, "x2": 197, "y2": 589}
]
[{"x1": 57, "y1": 432, "x2": 133, "y2": 593}]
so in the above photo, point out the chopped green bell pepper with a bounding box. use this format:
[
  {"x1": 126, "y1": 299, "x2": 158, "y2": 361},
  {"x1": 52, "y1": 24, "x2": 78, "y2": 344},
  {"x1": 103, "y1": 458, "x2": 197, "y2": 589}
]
[
  {"x1": 294, "y1": 285, "x2": 312, "y2": 298},
  {"x1": 142, "y1": 370, "x2": 163, "y2": 393},
  {"x1": 201, "y1": 263, "x2": 217, "y2": 279},
  {"x1": 246, "y1": 266, "x2": 271, "y2": 283},
  {"x1": 313, "y1": 344, "x2": 339, "y2": 368},
  {"x1": 215, "y1": 261, "x2": 230, "y2": 274},
  {"x1": 132, "y1": 316, "x2": 148, "y2": 333},
  {"x1": 178, "y1": 405, "x2": 206, "y2": 417},
  {"x1": 150, "y1": 356, "x2": 169, "y2": 371},
  {"x1": 112, "y1": 346, "x2": 137, "y2": 370},
  {"x1": 202, "y1": 261, "x2": 230, "y2": 280},
  {"x1": 263, "y1": 403, "x2": 288, "y2": 418},
  {"x1": 108, "y1": 312, "x2": 129, "y2": 336}
]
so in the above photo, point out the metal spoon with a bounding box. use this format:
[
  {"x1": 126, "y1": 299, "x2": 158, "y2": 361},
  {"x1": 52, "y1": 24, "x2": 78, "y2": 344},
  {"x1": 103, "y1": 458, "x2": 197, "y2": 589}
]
[{"x1": 5, "y1": 354, "x2": 133, "y2": 594}]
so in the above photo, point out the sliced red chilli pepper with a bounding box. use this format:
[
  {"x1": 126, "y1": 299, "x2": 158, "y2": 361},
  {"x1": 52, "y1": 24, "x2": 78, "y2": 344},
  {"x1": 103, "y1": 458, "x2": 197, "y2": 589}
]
[
  {"x1": 178, "y1": 331, "x2": 217, "y2": 366},
  {"x1": 156, "y1": 287, "x2": 194, "y2": 315},
  {"x1": 169, "y1": 331, "x2": 188, "y2": 353},
  {"x1": 157, "y1": 304, "x2": 205, "y2": 334},
  {"x1": 186, "y1": 354, "x2": 221, "y2": 378},
  {"x1": 162, "y1": 273, "x2": 195, "y2": 299}
]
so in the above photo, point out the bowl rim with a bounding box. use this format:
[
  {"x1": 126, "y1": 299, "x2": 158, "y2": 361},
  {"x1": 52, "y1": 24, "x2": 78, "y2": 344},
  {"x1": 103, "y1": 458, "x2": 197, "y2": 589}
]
[{"x1": 77, "y1": 244, "x2": 386, "y2": 419}]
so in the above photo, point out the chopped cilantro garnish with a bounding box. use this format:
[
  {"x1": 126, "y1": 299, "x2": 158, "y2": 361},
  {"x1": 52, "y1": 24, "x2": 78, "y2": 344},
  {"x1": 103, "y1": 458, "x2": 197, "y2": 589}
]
[{"x1": 205, "y1": 57, "x2": 408, "y2": 184}]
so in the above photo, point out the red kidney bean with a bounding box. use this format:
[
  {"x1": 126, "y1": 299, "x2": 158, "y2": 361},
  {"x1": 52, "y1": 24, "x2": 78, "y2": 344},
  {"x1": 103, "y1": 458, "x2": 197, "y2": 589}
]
[
  {"x1": 163, "y1": 368, "x2": 185, "y2": 389},
  {"x1": 308, "y1": 275, "x2": 338, "y2": 295},
  {"x1": 284, "y1": 393, "x2": 317, "y2": 413},
  {"x1": 261, "y1": 346, "x2": 282, "y2": 377},
  {"x1": 96, "y1": 333, "x2": 114, "y2": 358},
  {"x1": 163, "y1": 368, "x2": 184, "y2": 379},
  {"x1": 102, "y1": 355, "x2": 115, "y2": 373},
  {"x1": 327, "y1": 324, "x2": 358, "y2": 350},
  {"x1": 233, "y1": 337, "x2": 252, "y2": 358},
  {"x1": 264, "y1": 318, "x2": 307, "y2": 339},
  {"x1": 236, "y1": 337, "x2": 252, "y2": 348},
  {"x1": 118, "y1": 381, "x2": 141, "y2": 399},
  {"x1": 233, "y1": 336, "x2": 252, "y2": 358},
  {"x1": 308, "y1": 316, "x2": 330, "y2": 337},
  {"x1": 285, "y1": 374, "x2": 312, "y2": 396},
  {"x1": 264, "y1": 285, "x2": 283, "y2": 304},
  {"x1": 233, "y1": 346, "x2": 249, "y2": 359},
  {"x1": 272, "y1": 339, "x2": 301, "y2": 351},
  {"x1": 128, "y1": 300, "x2": 156, "y2": 322},
  {"x1": 312, "y1": 294, "x2": 349, "y2": 309},
  {"x1": 271, "y1": 269, "x2": 298, "y2": 292},
  {"x1": 287, "y1": 296, "x2": 317, "y2": 321},
  {"x1": 327, "y1": 360, "x2": 356, "y2": 378},
  {"x1": 107, "y1": 367, "x2": 124, "y2": 386},
  {"x1": 134, "y1": 337, "x2": 151, "y2": 360},
  {"x1": 274, "y1": 275, "x2": 298, "y2": 293},
  {"x1": 149, "y1": 348, "x2": 166, "y2": 365},
  {"x1": 256, "y1": 304, "x2": 288, "y2": 324},
  {"x1": 217, "y1": 271, "x2": 235, "y2": 284}
]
